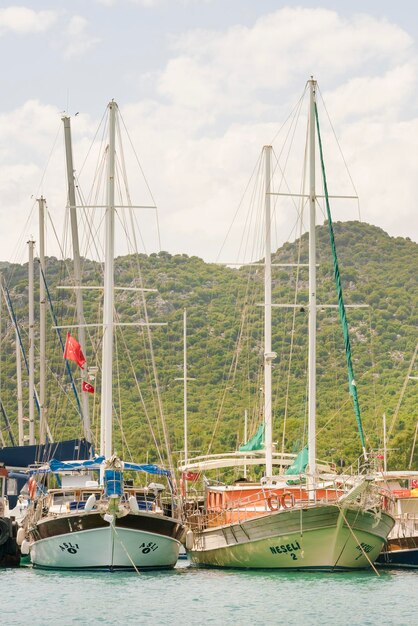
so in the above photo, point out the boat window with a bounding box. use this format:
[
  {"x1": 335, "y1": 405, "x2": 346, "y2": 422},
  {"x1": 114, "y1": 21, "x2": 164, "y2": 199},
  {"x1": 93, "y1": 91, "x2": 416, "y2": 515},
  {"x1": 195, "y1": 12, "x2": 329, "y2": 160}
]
[
  {"x1": 53, "y1": 492, "x2": 75, "y2": 505},
  {"x1": 7, "y1": 478, "x2": 17, "y2": 496},
  {"x1": 80, "y1": 491, "x2": 101, "y2": 500}
]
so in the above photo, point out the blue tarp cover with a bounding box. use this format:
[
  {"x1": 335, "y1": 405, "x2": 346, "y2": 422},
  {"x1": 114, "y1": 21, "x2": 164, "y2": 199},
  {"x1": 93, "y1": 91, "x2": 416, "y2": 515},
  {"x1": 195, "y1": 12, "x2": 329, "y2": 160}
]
[
  {"x1": 32, "y1": 457, "x2": 171, "y2": 477},
  {"x1": 0, "y1": 438, "x2": 92, "y2": 468},
  {"x1": 124, "y1": 462, "x2": 171, "y2": 476}
]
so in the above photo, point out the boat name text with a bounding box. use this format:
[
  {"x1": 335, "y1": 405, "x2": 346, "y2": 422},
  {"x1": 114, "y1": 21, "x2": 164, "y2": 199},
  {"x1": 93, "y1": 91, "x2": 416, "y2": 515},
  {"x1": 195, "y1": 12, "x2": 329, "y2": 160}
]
[
  {"x1": 140, "y1": 541, "x2": 158, "y2": 554},
  {"x1": 270, "y1": 541, "x2": 301, "y2": 560},
  {"x1": 59, "y1": 542, "x2": 79, "y2": 555},
  {"x1": 355, "y1": 542, "x2": 374, "y2": 560}
]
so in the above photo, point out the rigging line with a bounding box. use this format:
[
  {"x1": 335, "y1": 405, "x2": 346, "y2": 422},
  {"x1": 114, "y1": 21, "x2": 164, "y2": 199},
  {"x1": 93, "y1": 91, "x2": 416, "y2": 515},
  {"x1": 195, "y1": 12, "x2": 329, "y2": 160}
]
[
  {"x1": 1, "y1": 280, "x2": 40, "y2": 416},
  {"x1": 316, "y1": 362, "x2": 381, "y2": 438},
  {"x1": 0, "y1": 398, "x2": 15, "y2": 446},
  {"x1": 276, "y1": 114, "x2": 310, "y2": 447},
  {"x1": 116, "y1": 116, "x2": 149, "y2": 254},
  {"x1": 77, "y1": 106, "x2": 108, "y2": 178},
  {"x1": 205, "y1": 270, "x2": 253, "y2": 455},
  {"x1": 207, "y1": 280, "x2": 258, "y2": 454},
  {"x1": 76, "y1": 184, "x2": 105, "y2": 265},
  {"x1": 280, "y1": 181, "x2": 307, "y2": 458},
  {"x1": 409, "y1": 419, "x2": 418, "y2": 469},
  {"x1": 80, "y1": 190, "x2": 107, "y2": 265},
  {"x1": 116, "y1": 320, "x2": 165, "y2": 465},
  {"x1": 270, "y1": 85, "x2": 308, "y2": 146},
  {"x1": 126, "y1": 213, "x2": 172, "y2": 469},
  {"x1": 270, "y1": 91, "x2": 307, "y2": 222},
  {"x1": 118, "y1": 110, "x2": 158, "y2": 207},
  {"x1": 114, "y1": 177, "x2": 147, "y2": 257},
  {"x1": 239, "y1": 156, "x2": 262, "y2": 262},
  {"x1": 118, "y1": 111, "x2": 162, "y2": 252},
  {"x1": 40, "y1": 264, "x2": 84, "y2": 422},
  {"x1": 268, "y1": 92, "x2": 309, "y2": 250},
  {"x1": 315, "y1": 101, "x2": 368, "y2": 458},
  {"x1": 237, "y1": 154, "x2": 263, "y2": 263},
  {"x1": 46, "y1": 209, "x2": 75, "y2": 282},
  {"x1": 113, "y1": 323, "x2": 134, "y2": 461},
  {"x1": 203, "y1": 270, "x2": 248, "y2": 454},
  {"x1": 7, "y1": 200, "x2": 38, "y2": 278},
  {"x1": 110, "y1": 523, "x2": 141, "y2": 576},
  {"x1": 388, "y1": 339, "x2": 418, "y2": 439},
  {"x1": 117, "y1": 231, "x2": 165, "y2": 454},
  {"x1": 335, "y1": 504, "x2": 380, "y2": 576},
  {"x1": 272, "y1": 87, "x2": 306, "y2": 167},
  {"x1": 216, "y1": 151, "x2": 263, "y2": 263},
  {"x1": 317, "y1": 85, "x2": 361, "y2": 222},
  {"x1": 366, "y1": 307, "x2": 379, "y2": 438},
  {"x1": 34, "y1": 119, "x2": 62, "y2": 200}
]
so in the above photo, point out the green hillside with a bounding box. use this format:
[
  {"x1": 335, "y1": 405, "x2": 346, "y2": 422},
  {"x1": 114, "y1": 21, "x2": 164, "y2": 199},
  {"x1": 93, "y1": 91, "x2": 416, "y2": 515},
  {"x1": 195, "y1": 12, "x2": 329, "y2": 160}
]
[{"x1": 0, "y1": 220, "x2": 417, "y2": 472}]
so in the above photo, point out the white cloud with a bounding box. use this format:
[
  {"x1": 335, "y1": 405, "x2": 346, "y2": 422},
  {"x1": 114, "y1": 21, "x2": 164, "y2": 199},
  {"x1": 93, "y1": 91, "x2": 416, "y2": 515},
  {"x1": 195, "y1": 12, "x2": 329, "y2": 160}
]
[
  {"x1": 136, "y1": 8, "x2": 418, "y2": 258},
  {"x1": 160, "y1": 8, "x2": 413, "y2": 120},
  {"x1": 63, "y1": 15, "x2": 101, "y2": 59},
  {"x1": 0, "y1": 6, "x2": 57, "y2": 34},
  {"x1": 1, "y1": 7, "x2": 418, "y2": 263},
  {"x1": 323, "y1": 64, "x2": 418, "y2": 123}
]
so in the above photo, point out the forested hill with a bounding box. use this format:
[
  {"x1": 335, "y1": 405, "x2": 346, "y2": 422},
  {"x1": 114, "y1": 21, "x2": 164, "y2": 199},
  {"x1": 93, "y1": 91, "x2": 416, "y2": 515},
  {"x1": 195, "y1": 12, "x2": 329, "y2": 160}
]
[{"x1": 0, "y1": 220, "x2": 417, "y2": 471}]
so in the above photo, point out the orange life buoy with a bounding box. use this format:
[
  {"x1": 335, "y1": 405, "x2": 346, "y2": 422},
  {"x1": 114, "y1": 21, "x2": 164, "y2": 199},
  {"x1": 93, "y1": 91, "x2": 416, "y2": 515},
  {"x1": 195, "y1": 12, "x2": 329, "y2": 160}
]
[
  {"x1": 28, "y1": 476, "x2": 37, "y2": 500},
  {"x1": 267, "y1": 493, "x2": 280, "y2": 511},
  {"x1": 280, "y1": 491, "x2": 295, "y2": 509}
]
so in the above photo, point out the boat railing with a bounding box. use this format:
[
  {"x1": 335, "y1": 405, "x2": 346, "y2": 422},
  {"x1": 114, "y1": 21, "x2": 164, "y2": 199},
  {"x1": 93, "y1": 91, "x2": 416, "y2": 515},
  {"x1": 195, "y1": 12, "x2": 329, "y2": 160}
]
[{"x1": 183, "y1": 475, "x2": 393, "y2": 531}]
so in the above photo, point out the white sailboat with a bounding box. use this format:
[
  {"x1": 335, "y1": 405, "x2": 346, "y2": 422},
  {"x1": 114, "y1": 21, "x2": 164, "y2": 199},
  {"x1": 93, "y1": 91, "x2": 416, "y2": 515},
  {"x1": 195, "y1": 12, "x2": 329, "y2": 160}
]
[
  {"x1": 22, "y1": 101, "x2": 185, "y2": 571},
  {"x1": 181, "y1": 79, "x2": 395, "y2": 570}
]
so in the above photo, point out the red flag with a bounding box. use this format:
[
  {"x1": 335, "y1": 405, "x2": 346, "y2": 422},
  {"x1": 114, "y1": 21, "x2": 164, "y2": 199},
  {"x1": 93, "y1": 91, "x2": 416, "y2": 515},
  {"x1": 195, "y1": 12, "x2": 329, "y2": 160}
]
[
  {"x1": 182, "y1": 471, "x2": 200, "y2": 482},
  {"x1": 64, "y1": 332, "x2": 86, "y2": 369},
  {"x1": 82, "y1": 381, "x2": 95, "y2": 394}
]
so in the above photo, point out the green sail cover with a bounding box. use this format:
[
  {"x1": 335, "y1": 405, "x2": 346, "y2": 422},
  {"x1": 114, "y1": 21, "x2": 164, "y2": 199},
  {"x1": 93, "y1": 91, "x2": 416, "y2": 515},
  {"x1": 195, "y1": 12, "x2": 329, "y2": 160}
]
[
  {"x1": 239, "y1": 424, "x2": 264, "y2": 451},
  {"x1": 314, "y1": 102, "x2": 367, "y2": 456},
  {"x1": 285, "y1": 446, "x2": 308, "y2": 475}
]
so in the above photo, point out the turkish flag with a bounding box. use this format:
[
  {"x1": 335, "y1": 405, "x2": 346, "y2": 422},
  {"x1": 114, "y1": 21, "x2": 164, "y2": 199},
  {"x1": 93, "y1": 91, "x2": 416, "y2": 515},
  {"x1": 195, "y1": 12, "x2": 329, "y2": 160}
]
[
  {"x1": 64, "y1": 332, "x2": 86, "y2": 369},
  {"x1": 82, "y1": 381, "x2": 95, "y2": 394},
  {"x1": 182, "y1": 472, "x2": 200, "y2": 482}
]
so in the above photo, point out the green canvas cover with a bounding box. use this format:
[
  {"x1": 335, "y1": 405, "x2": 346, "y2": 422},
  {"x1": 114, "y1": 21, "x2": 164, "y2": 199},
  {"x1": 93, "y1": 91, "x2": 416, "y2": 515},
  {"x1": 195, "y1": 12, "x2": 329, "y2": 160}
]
[
  {"x1": 239, "y1": 424, "x2": 264, "y2": 451},
  {"x1": 285, "y1": 446, "x2": 308, "y2": 475}
]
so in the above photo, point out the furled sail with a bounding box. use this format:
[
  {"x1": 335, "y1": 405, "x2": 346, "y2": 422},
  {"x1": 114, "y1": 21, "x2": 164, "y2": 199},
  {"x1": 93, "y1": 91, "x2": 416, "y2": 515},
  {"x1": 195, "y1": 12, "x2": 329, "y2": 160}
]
[{"x1": 239, "y1": 424, "x2": 264, "y2": 451}]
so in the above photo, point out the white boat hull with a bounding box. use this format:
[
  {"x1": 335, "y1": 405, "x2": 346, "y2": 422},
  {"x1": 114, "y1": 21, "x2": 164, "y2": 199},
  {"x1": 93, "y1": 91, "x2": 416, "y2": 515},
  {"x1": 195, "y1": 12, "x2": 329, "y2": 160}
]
[
  {"x1": 188, "y1": 504, "x2": 394, "y2": 570},
  {"x1": 29, "y1": 511, "x2": 183, "y2": 570}
]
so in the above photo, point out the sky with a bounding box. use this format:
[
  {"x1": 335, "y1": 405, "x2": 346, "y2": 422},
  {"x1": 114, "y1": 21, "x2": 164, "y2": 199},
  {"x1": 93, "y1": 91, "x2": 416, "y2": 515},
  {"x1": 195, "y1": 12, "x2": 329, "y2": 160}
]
[{"x1": 1, "y1": 0, "x2": 418, "y2": 264}]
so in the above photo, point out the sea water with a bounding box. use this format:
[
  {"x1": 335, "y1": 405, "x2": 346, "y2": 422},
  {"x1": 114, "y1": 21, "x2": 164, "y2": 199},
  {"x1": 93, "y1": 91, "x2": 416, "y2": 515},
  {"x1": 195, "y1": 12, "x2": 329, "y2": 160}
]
[{"x1": 1, "y1": 561, "x2": 417, "y2": 626}]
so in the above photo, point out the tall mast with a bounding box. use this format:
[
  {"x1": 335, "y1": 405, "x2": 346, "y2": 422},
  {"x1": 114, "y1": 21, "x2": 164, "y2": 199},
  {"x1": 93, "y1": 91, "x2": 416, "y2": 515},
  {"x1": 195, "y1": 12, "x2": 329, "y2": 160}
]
[
  {"x1": 28, "y1": 239, "x2": 35, "y2": 445},
  {"x1": 100, "y1": 101, "x2": 116, "y2": 458},
  {"x1": 264, "y1": 145, "x2": 275, "y2": 478},
  {"x1": 38, "y1": 197, "x2": 47, "y2": 444},
  {"x1": 16, "y1": 327, "x2": 24, "y2": 446},
  {"x1": 62, "y1": 115, "x2": 91, "y2": 442},
  {"x1": 308, "y1": 78, "x2": 317, "y2": 483},
  {"x1": 183, "y1": 308, "x2": 188, "y2": 466}
]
